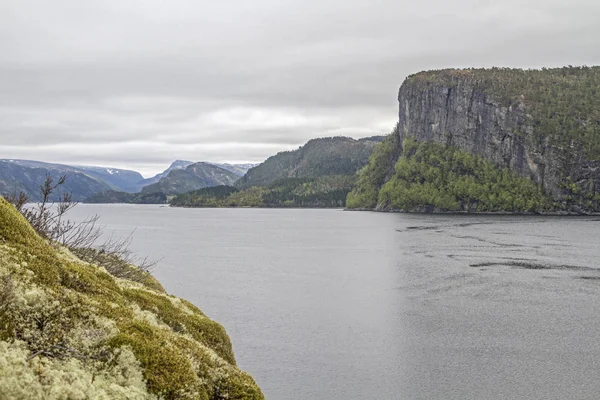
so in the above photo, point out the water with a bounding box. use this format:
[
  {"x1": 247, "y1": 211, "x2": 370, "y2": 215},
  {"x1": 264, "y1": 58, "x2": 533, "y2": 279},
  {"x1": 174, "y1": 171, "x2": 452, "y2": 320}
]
[{"x1": 66, "y1": 205, "x2": 600, "y2": 399}]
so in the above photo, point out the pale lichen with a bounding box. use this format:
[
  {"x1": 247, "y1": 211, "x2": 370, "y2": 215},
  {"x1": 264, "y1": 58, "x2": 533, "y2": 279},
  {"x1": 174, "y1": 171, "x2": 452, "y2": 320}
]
[{"x1": 0, "y1": 197, "x2": 264, "y2": 399}]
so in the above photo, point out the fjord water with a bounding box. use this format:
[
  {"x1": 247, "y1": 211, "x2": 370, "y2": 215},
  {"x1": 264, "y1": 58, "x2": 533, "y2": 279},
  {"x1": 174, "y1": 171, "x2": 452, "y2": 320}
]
[{"x1": 67, "y1": 205, "x2": 600, "y2": 399}]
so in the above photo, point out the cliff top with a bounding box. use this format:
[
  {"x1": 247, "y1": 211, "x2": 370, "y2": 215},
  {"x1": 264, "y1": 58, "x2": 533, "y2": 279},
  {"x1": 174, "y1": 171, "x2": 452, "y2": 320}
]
[{"x1": 403, "y1": 66, "x2": 600, "y2": 159}]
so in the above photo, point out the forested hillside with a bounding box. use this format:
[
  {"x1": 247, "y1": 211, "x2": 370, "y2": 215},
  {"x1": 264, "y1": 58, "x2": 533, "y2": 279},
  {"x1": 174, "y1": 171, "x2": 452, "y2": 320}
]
[
  {"x1": 171, "y1": 175, "x2": 355, "y2": 208},
  {"x1": 236, "y1": 136, "x2": 383, "y2": 189}
]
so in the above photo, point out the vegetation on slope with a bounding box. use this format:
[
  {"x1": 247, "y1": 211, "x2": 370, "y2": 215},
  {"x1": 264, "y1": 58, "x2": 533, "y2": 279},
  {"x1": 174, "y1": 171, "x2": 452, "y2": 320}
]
[
  {"x1": 348, "y1": 138, "x2": 565, "y2": 212},
  {"x1": 171, "y1": 175, "x2": 355, "y2": 208},
  {"x1": 349, "y1": 67, "x2": 600, "y2": 213},
  {"x1": 346, "y1": 128, "x2": 401, "y2": 209},
  {"x1": 85, "y1": 190, "x2": 168, "y2": 204},
  {"x1": 170, "y1": 136, "x2": 384, "y2": 208},
  {"x1": 236, "y1": 136, "x2": 383, "y2": 189},
  {"x1": 409, "y1": 66, "x2": 600, "y2": 159},
  {"x1": 0, "y1": 197, "x2": 264, "y2": 399}
]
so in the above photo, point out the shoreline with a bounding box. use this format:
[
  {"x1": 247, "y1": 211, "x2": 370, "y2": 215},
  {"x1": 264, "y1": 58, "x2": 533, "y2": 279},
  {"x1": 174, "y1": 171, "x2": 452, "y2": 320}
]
[
  {"x1": 345, "y1": 207, "x2": 600, "y2": 217},
  {"x1": 83, "y1": 202, "x2": 600, "y2": 216}
]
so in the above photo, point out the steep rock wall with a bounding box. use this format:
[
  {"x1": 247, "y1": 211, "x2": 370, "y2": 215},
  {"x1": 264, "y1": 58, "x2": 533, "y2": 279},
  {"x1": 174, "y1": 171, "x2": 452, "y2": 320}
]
[{"x1": 397, "y1": 74, "x2": 600, "y2": 201}]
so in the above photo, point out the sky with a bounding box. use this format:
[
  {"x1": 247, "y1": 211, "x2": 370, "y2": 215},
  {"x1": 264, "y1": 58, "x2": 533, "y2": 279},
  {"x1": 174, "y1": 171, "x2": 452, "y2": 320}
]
[{"x1": 1, "y1": 0, "x2": 599, "y2": 177}]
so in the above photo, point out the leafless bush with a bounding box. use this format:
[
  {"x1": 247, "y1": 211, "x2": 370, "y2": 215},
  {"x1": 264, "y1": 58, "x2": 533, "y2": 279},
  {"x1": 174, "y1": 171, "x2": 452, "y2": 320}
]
[
  {"x1": 73, "y1": 231, "x2": 160, "y2": 282},
  {"x1": 4, "y1": 175, "x2": 101, "y2": 248},
  {"x1": 4, "y1": 192, "x2": 28, "y2": 213},
  {"x1": 98, "y1": 231, "x2": 159, "y2": 273},
  {"x1": 4, "y1": 175, "x2": 160, "y2": 285}
]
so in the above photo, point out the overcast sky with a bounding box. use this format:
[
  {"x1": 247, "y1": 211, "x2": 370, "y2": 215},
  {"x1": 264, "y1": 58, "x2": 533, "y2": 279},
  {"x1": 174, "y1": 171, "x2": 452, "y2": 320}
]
[{"x1": 1, "y1": 0, "x2": 599, "y2": 176}]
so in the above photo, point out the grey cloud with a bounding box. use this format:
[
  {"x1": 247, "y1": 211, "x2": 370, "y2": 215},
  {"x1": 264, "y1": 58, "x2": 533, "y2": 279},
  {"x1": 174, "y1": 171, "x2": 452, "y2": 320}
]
[{"x1": 1, "y1": 0, "x2": 599, "y2": 176}]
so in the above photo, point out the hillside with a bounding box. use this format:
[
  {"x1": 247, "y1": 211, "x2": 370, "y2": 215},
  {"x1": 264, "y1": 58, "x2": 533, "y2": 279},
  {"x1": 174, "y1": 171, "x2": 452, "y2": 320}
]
[
  {"x1": 136, "y1": 160, "x2": 194, "y2": 187},
  {"x1": 138, "y1": 162, "x2": 255, "y2": 189},
  {"x1": 0, "y1": 197, "x2": 264, "y2": 399},
  {"x1": 0, "y1": 161, "x2": 112, "y2": 202},
  {"x1": 348, "y1": 66, "x2": 600, "y2": 213},
  {"x1": 211, "y1": 163, "x2": 257, "y2": 177},
  {"x1": 85, "y1": 162, "x2": 254, "y2": 203},
  {"x1": 236, "y1": 136, "x2": 384, "y2": 189},
  {"x1": 84, "y1": 190, "x2": 168, "y2": 204},
  {"x1": 171, "y1": 175, "x2": 355, "y2": 208},
  {"x1": 141, "y1": 162, "x2": 240, "y2": 195},
  {"x1": 0, "y1": 159, "x2": 144, "y2": 193}
]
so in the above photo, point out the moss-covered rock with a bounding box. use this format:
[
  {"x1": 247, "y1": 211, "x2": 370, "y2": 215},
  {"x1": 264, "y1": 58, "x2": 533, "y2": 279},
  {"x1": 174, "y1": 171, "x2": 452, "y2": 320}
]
[{"x1": 0, "y1": 197, "x2": 264, "y2": 399}]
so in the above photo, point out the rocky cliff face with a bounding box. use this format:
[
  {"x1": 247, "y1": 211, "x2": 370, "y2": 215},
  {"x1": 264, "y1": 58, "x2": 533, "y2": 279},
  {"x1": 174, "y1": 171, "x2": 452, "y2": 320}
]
[{"x1": 397, "y1": 70, "x2": 600, "y2": 205}]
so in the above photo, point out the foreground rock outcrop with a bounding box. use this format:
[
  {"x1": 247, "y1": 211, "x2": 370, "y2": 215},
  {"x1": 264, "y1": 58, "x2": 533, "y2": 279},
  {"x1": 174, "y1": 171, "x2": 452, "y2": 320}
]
[{"x1": 0, "y1": 197, "x2": 264, "y2": 399}]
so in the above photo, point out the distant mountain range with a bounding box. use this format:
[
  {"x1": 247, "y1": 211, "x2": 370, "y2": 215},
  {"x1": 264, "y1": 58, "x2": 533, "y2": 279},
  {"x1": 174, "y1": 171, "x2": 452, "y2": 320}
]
[
  {"x1": 137, "y1": 160, "x2": 255, "y2": 187},
  {"x1": 136, "y1": 160, "x2": 195, "y2": 187},
  {"x1": 0, "y1": 158, "x2": 256, "y2": 202},
  {"x1": 1, "y1": 136, "x2": 382, "y2": 205},
  {"x1": 0, "y1": 159, "x2": 144, "y2": 193},
  {"x1": 172, "y1": 136, "x2": 386, "y2": 208},
  {"x1": 140, "y1": 162, "x2": 241, "y2": 195},
  {"x1": 0, "y1": 161, "x2": 113, "y2": 202}
]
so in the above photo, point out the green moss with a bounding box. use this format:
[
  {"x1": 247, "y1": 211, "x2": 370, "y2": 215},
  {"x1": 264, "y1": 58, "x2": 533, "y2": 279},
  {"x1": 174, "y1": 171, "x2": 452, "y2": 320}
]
[
  {"x1": 107, "y1": 321, "x2": 205, "y2": 399},
  {"x1": 72, "y1": 247, "x2": 166, "y2": 293},
  {"x1": 0, "y1": 199, "x2": 63, "y2": 287},
  {"x1": 123, "y1": 288, "x2": 235, "y2": 364},
  {"x1": 0, "y1": 198, "x2": 264, "y2": 399}
]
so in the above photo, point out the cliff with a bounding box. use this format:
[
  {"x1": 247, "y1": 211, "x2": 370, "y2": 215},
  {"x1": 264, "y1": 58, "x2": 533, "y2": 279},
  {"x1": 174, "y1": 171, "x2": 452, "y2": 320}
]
[
  {"x1": 0, "y1": 197, "x2": 264, "y2": 399},
  {"x1": 349, "y1": 67, "x2": 600, "y2": 213}
]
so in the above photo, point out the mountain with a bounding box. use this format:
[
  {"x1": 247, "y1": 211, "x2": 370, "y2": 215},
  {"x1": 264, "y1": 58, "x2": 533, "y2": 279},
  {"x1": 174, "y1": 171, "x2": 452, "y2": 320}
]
[
  {"x1": 0, "y1": 159, "x2": 144, "y2": 193},
  {"x1": 209, "y1": 163, "x2": 257, "y2": 177},
  {"x1": 137, "y1": 161, "x2": 256, "y2": 189},
  {"x1": 0, "y1": 161, "x2": 112, "y2": 202},
  {"x1": 0, "y1": 197, "x2": 264, "y2": 398},
  {"x1": 347, "y1": 66, "x2": 600, "y2": 213},
  {"x1": 171, "y1": 136, "x2": 384, "y2": 208},
  {"x1": 0, "y1": 158, "x2": 255, "y2": 203},
  {"x1": 70, "y1": 165, "x2": 144, "y2": 192},
  {"x1": 136, "y1": 160, "x2": 194, "y2": 187},
  {"x1": 141, "y1": 162, "x2": 240, "y2": 195},
  {"x1": 236, "y1": 136, "x2": 384, "y2": 189}
]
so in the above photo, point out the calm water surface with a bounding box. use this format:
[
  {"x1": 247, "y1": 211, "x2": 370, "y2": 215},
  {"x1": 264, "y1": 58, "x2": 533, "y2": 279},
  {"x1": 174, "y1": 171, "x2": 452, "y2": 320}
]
[{"x1": 67, "y1": 205, "x2": 600, "y2": 400}]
